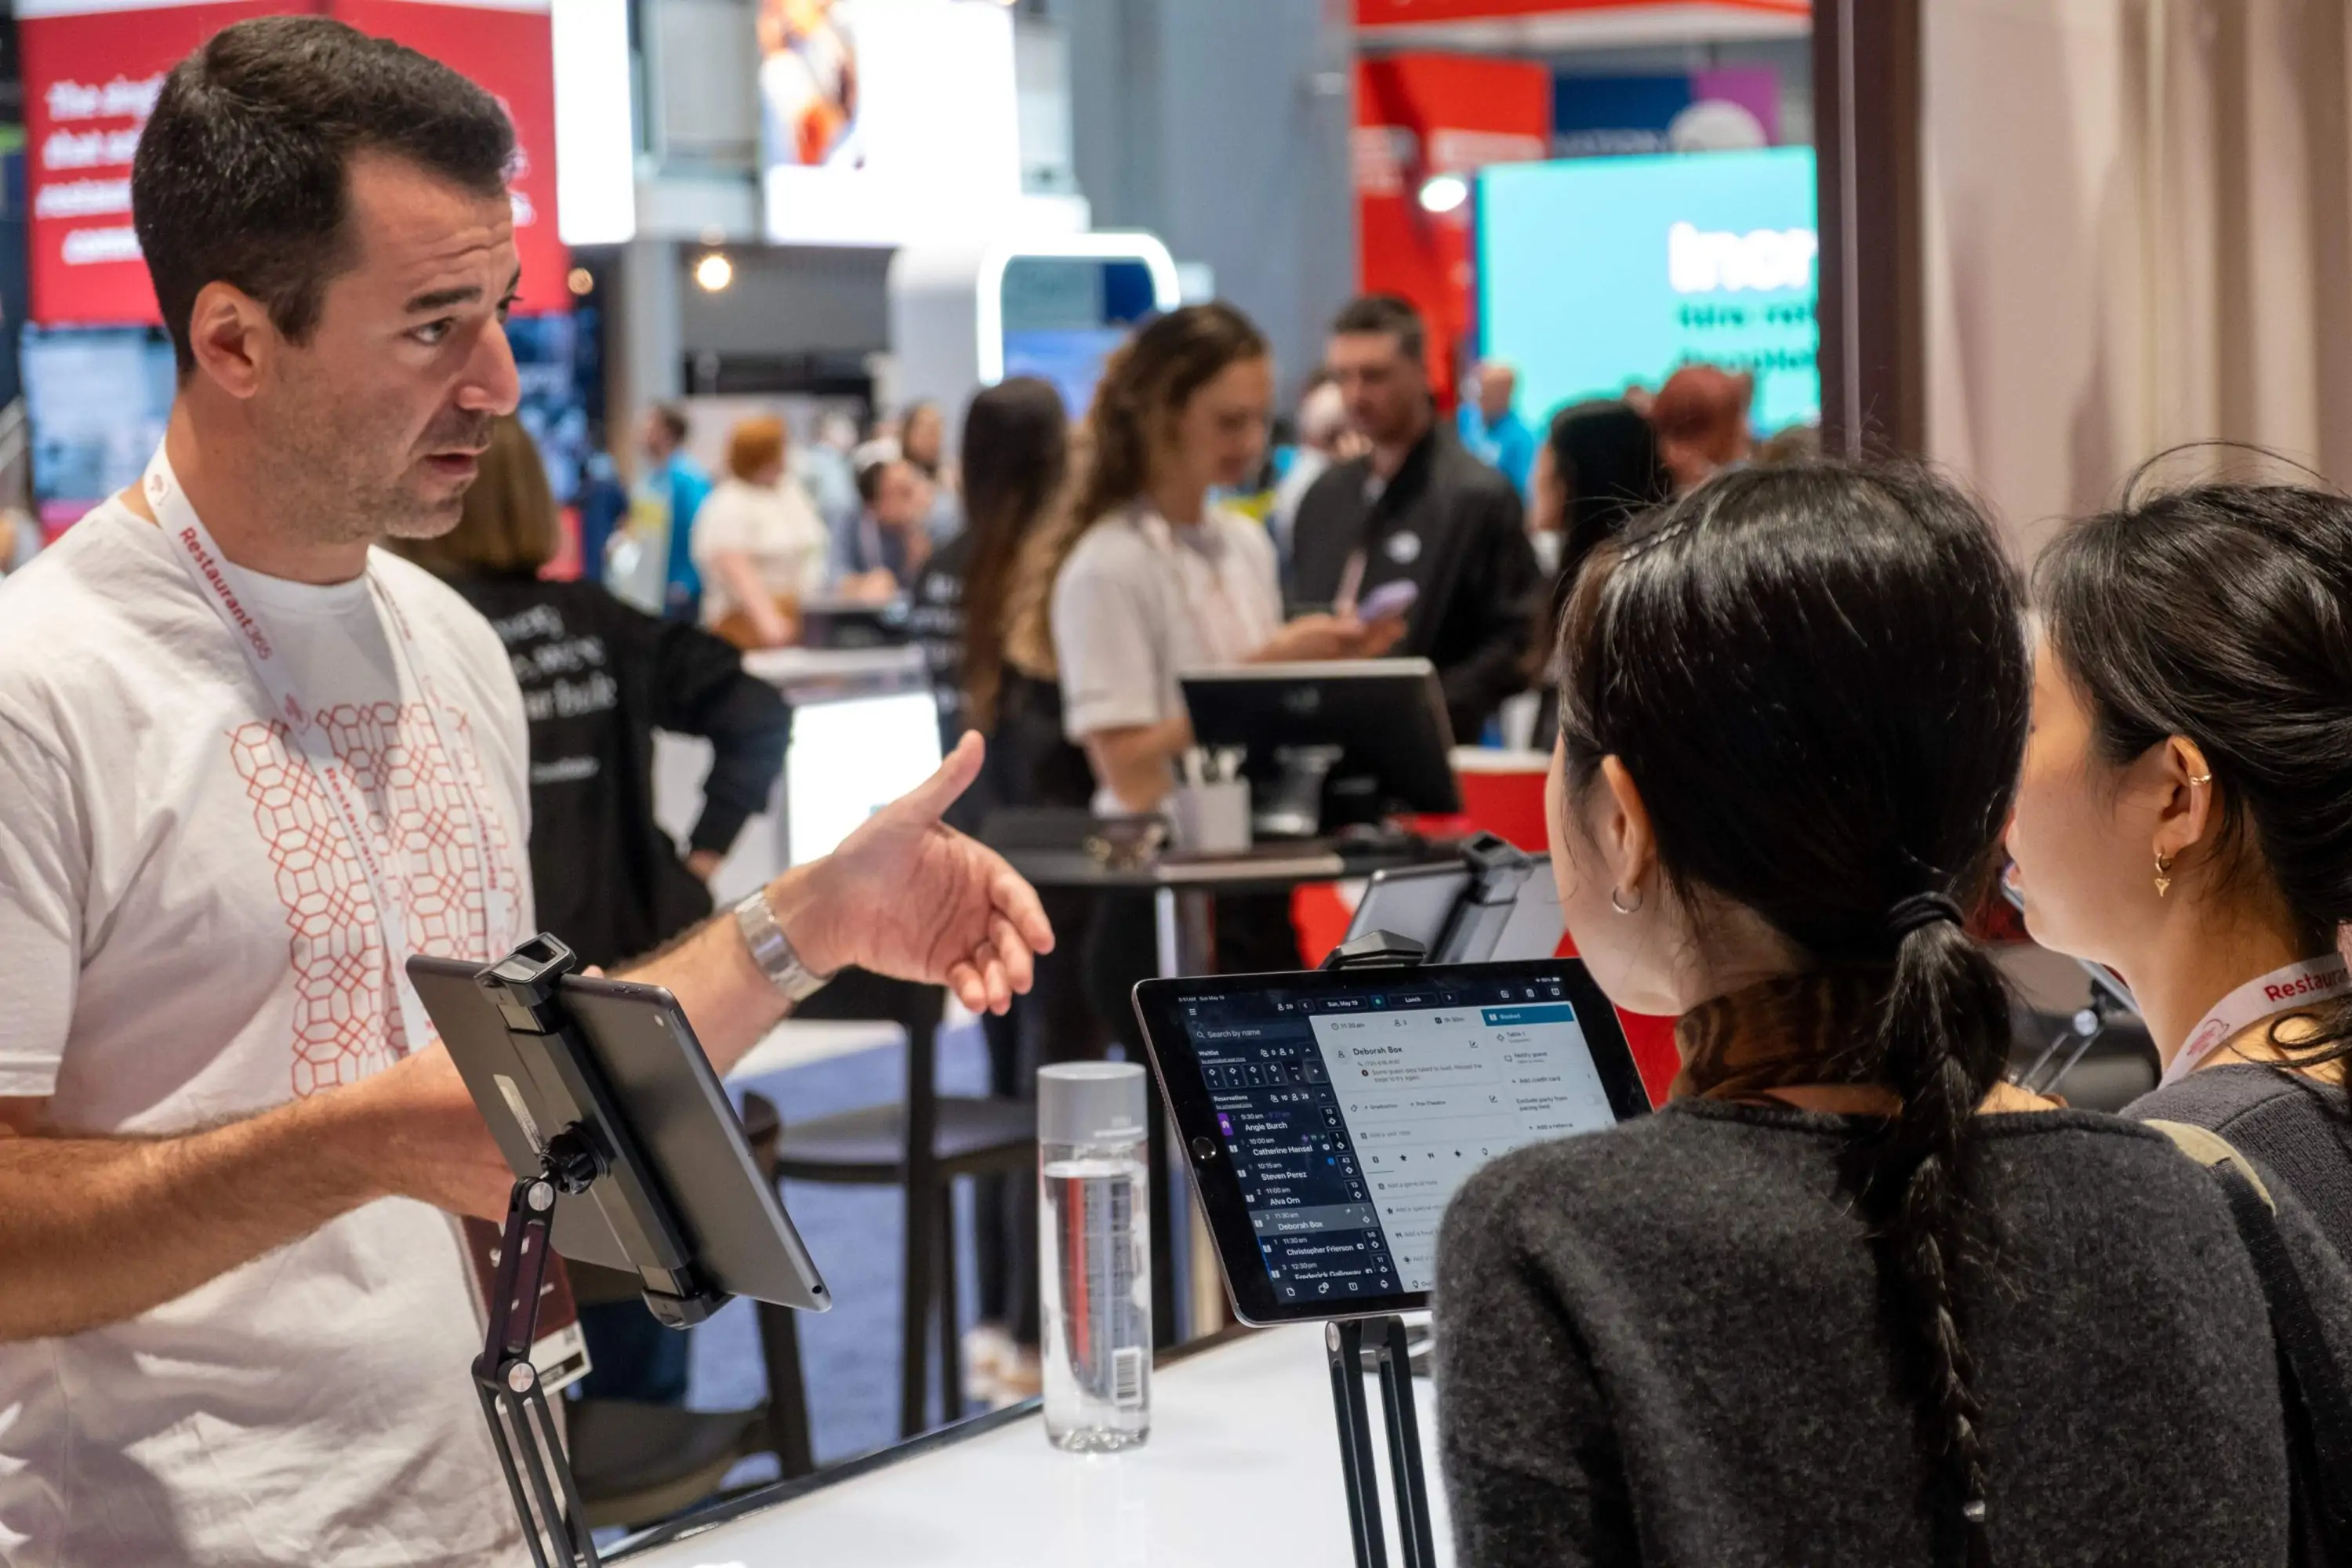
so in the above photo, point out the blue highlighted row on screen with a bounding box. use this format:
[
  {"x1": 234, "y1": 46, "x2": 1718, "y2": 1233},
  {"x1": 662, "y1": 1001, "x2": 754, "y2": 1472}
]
[{"x1": 1481, "y1": 1004, "x2": 1580, "y2": 1027}]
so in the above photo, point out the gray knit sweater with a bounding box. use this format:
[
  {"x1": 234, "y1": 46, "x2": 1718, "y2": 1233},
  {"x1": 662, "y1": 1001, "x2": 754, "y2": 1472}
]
[
  {"x1": 2129, "y1": 1063, "x2": 2352, "y2": 1265},
  {"x1": 1435, "y1": 1100, "x2": 2350, "y2": 1567}
]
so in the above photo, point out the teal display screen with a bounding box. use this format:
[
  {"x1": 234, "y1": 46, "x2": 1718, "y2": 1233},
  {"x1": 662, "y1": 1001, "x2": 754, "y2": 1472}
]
[{"x1": 1477, "y1": 147, "x2": 1820, "y2": 434}]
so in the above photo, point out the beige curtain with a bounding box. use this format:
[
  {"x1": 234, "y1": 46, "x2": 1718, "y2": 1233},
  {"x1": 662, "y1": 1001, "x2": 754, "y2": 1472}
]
[{"x1": 1923, "y1": 0, "x2": 2352, "y2": 555}]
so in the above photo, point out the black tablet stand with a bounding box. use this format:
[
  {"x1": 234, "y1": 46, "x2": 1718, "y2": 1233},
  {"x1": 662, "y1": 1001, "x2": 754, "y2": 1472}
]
[
  {"x1": 467, "y1": 937, "x2": 731, "y2": 1568},
  {"x1": 1317, "y1": 930, "x2": 1439, "y2": 1568},
  {"x1": 1428, "y1": 833, "x2": 1534, "y2": 965}
]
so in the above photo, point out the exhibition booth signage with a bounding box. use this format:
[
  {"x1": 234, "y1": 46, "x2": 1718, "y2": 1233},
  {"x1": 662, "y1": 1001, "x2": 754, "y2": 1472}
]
[{"x1": 20, "y1": 0, "x2": 568, "y2": 328}]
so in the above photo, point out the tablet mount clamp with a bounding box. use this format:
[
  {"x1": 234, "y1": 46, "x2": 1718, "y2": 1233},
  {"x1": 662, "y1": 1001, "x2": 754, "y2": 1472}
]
[
  {"x1": 466, "y1": 935, "x2": 731, "y2": 1568},
  {"x1": 1316, "y1": 928, "x2": 1442, "y2": 1568}
]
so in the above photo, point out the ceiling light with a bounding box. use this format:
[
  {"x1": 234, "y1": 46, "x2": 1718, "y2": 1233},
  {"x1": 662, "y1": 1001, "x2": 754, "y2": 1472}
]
[
  {"x1": 1417, "y1": 173, "x2": 1470, "y2": 215},
  {"x1": 566, "y1": 267, "x2": 595, "y2": 297},
  {"x1": 694, "y1": 252, "x2": 735, "y2": 293}
]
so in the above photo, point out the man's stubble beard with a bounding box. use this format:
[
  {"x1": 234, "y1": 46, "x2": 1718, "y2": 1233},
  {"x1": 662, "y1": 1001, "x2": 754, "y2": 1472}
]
[{"x1": 263, "y1": 391, "x2": 475, "y2": 546}]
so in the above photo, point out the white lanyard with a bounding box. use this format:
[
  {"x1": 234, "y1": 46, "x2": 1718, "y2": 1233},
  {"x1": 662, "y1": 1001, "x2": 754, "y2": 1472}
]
[
  {"x1": 146, "y1": 445, "x2": 510, "y2": 1058},
  {"x1": 2164, "y1": 952, "x2": 2352, "y2": 1087}
]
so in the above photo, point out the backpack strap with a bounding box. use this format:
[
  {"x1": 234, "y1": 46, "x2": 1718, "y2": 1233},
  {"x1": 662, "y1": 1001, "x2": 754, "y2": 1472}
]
[
  {"x1": 2144, "y1": 1119, "x2": 2277, "y2": 1207},
  {"x1": 2149, "y1": 1120, "x2": 2352, "y2": 1558}
]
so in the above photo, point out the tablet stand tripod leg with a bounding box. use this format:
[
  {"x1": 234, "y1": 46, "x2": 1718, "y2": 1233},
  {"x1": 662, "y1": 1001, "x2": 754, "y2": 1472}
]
[
  {"x1": 1327, "y1": 1319, "x2": 1388, "y2": 1568},
  {"x1": 1327, "y1": 1316, "x2": 1437, "y2": 1568},
  {"x1": 1373, "y1": 1316, "x2": 1437, "y2": 1568},
  {"x1": 475, "y1": 1173, "x2": 600, "y2": 1568}
]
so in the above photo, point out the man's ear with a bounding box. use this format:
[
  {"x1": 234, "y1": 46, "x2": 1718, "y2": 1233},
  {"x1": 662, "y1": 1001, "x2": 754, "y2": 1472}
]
[{"x1": 184, "y1": 281, "x2": 275, "y2": 401}]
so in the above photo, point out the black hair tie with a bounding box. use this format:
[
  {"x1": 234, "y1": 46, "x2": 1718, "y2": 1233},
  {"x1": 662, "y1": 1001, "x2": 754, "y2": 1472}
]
[{"x1": 1887, "y1": 892, "x2": 1965, "y2": 939}]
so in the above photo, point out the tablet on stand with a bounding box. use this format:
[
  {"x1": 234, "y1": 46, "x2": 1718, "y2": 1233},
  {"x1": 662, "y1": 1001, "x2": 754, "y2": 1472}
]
[
  {"x1": 1131, "y1": 939, "x2": 1649, "y2": 1568},
  {"x1": 409, "y1": 937, "x2": 830, "y2": 1568},
  {"x1": 1343, "y1": 833, "x2": 1563, "y2": 965}
]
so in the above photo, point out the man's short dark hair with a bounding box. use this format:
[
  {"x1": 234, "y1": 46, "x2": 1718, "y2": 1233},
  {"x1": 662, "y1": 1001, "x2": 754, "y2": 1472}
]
[
  {"x1": 652, "y1": 403, "x2": 691, "y2": 446},
  {"x1": 1331, "y1": 294, "x2": 1427, "y2": 366},
  {"x1": 132, "y1": 16, "x2": 515, "y2": 374}
]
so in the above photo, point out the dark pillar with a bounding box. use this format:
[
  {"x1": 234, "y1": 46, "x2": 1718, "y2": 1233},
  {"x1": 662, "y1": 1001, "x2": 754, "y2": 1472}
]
[{"x1": 1813, "y1": 0, "x2": 1926, "y2": 459}]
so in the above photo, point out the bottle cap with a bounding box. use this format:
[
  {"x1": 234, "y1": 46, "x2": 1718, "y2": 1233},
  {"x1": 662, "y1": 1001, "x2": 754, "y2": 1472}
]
[{"x1": 1038, "y1": 1062, "x2": 1149, "y2": 1147}]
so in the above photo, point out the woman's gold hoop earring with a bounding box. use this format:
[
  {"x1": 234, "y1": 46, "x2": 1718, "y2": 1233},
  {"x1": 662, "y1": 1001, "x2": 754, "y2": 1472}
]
[
  {"x1": 2154, "y1": 851, "x2": 2176, "y2": 899},
  {"x1": 1610, "y1": 886, "x2": 1642, "y2": 916}
]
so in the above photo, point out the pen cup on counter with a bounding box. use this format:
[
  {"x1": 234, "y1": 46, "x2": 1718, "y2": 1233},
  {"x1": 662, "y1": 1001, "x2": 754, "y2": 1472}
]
[{"x1": 1170, "y1": 780, "x2": 1250, "y2": 855}]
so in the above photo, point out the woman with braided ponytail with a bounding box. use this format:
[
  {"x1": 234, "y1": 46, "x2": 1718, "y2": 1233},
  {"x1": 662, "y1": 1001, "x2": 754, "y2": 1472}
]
[
  {"x1": 2012, "y1": 471, "x2": 2352, "y2": 1263},
  {"x1": 1436, "y1": 461, "x2": 2346, "y2": 1566}
]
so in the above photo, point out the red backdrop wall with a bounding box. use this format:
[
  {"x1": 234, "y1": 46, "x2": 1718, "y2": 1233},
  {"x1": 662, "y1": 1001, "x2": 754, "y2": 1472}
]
[
  {"x1": 21, "y1": 0, "x2": 564, "y2": 328},
  {"x1": 1354, "y1": 53, "x2": 1549, "y2": 406}
]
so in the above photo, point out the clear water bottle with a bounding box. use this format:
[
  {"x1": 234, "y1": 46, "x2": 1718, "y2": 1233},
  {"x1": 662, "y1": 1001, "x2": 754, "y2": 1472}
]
[{"x1": 1038, "y1": 1062, "x2": 1152, "y2": 1451}]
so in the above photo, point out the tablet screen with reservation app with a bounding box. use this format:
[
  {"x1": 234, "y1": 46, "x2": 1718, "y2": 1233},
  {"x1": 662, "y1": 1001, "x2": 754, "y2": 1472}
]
[{"x1": 1134, "y1": 960, "x2": 1650, "y2": 1323}]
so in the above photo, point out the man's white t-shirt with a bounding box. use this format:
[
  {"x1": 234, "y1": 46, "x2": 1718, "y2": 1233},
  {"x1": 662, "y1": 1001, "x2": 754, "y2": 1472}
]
[{"x1": 0, "y1": 499, "x2": 535, "y2": 1566}]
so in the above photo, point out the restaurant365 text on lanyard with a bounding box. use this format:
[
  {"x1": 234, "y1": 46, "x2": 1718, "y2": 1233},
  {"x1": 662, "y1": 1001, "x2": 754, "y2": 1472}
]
[
  {"x1": 147, "y1": 445, "x2": 586, "y2": 1385},
  {"x1": 147, "y1": 445, "x2": 516, "y2": 1049}
]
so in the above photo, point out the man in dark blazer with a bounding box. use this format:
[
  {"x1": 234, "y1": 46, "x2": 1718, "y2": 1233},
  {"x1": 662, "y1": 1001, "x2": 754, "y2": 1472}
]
[{"x1": 1290, "y1": 295, "x2": 1540, "y2": 746}]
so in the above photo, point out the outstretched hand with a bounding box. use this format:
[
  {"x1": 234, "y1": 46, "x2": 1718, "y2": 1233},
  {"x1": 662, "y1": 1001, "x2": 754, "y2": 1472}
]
[{"x1": 776, "y1": 732, "x2": 1055, "y2": 1014}]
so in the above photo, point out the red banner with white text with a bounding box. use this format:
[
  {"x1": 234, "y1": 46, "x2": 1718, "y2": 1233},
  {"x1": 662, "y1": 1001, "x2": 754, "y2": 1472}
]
[
  {"x1": 20, "y1": 0, "x2": 564, "y2": 327},
  {"x1": 21, "y1": 0, "x2": 284, "y2": 325},
  {"x1": 1355, "y1": 53, "x2": 1550, "y2": 407},
  {"x1": 332, "y1": 0, "x2": 567, "y2": 315}
]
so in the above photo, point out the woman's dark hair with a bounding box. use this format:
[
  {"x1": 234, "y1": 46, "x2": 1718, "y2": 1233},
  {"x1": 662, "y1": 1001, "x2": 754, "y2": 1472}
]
[
  {"x1": 1558, "y1": 462, "x2": 2028, "y2": 1564},
  {"x1": 2038, "y1": 466, "x2": 2352, "y2": 1064},
  {"x1": 1544, "y1": 400, "x2": 1672, "y2": 633},
  {"x1": 959, "y1": 377, "x2": 1070, "y2": 731}
]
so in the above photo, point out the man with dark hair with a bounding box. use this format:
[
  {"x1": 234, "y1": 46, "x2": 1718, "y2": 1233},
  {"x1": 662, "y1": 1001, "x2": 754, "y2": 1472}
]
[
  {"x1": 1292, "y1": 293, "x2": 1540, "y2": 745},
  {"x1": 0, "y1": 18, "x2": 1051, "y2": 1564},
  {"x1": 639, "y1": 399, "x2": 713, "y2": 619},
  {"x1": 840, "y1": 446, "x2": 936, "y2": 599},
  {"x1": 1330, "y1": 292, "x2": 1427, "y2": 364}
]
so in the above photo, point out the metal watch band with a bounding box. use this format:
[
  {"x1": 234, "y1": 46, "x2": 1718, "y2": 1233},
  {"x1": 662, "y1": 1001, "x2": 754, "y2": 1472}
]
[{"x1": 732, "y1": 889, "x2": 830, "y2": 1004}]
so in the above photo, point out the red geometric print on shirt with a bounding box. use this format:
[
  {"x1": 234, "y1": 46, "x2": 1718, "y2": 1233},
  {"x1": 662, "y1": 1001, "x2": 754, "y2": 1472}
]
[{"x1": 229, "y1": 702, "x2": 517, "y2": 1098}]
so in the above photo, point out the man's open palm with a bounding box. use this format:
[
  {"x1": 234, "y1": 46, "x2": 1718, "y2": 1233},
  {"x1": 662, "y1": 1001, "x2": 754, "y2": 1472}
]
[{"x1": 790, "y1": 733, "x2": 1055, "y2": 1014}]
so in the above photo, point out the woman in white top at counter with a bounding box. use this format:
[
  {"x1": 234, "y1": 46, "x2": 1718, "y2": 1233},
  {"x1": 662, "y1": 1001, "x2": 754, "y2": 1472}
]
[
  {"x1": 1037, "y1": 301, "x2": 1402, "y2": 815},
  {"x1": 691, "y1": 413, "x2": 830, "y2": 649}
]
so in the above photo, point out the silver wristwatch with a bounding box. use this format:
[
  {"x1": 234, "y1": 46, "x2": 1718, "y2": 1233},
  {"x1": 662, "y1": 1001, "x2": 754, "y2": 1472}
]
[{"x1": 732, "y1": 888, "x2": 832, "y2": 1005}]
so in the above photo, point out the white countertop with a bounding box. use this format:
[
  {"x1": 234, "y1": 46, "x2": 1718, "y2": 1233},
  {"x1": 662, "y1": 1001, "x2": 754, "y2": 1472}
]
[{"x1": 615, "y1": 1323, "x2": 1452, "y2": 1568}]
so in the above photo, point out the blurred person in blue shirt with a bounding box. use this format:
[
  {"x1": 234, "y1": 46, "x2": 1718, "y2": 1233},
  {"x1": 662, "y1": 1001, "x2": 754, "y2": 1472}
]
[
  {"x1": 639, "y1": 402, "x2": 713, "y2": 620},
  {"x1": 1456, "y1": 360, "x2": 1536, "y2": 499}
]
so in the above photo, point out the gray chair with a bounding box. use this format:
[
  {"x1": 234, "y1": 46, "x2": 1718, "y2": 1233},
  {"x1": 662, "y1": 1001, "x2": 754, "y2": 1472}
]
[{"x1": 743, "y1": 969, "x2": 1037, "y2": 1445}]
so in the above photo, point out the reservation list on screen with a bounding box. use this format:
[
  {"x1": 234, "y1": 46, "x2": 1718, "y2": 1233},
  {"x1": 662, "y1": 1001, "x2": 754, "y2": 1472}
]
[{"x1": 1176, "y1": 973, "x2": 1620, "y2": 1306}]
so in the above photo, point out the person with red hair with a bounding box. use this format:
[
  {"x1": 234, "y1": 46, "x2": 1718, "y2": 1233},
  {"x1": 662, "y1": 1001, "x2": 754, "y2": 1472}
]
[{"x1": 1646, "y1": 365, "x2": 1755, "y2": 494}]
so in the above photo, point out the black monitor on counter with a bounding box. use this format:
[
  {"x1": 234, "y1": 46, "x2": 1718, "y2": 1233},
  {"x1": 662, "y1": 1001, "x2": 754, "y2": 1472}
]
[{"x1": 1178, "y1": 659, "x2": 1459, "y2": 833}]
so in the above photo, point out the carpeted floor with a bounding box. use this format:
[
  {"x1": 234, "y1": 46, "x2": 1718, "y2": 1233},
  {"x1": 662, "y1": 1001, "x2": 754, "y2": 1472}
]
[{"x1": 680, "y1": 1015, "x2": 996, "y2": 1481}]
